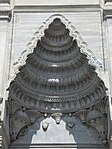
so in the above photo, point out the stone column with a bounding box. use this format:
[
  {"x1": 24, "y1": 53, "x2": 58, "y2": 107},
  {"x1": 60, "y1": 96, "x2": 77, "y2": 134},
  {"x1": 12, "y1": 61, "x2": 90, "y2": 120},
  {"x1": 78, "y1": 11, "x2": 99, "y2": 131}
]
[
  {"x1": 103, "y1": 1, "x2": 112, "y2": 148},
  {"x1": 0, "y1": 1, "x2": 11, "y2": 148}
]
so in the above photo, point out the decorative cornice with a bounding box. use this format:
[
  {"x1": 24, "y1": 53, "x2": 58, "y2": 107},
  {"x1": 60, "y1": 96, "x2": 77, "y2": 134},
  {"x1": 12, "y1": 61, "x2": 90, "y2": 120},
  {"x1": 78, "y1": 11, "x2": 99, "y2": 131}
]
[
  {"x1": 0, "y1": 4, "x2": 11, "y2": 20},
  {"x1": 13, "y1": 0, "x2": 101, "y2": 6},
  {"x1": 0, "y1": 0, "x2": 10, "y2": 3},
  {"x1": 105, "y1": 0, "x2": 112, "y2": 3},
  {"x1": 103, "y1": 10, "x2": 112, "y2": 19},
  {"x1": 103, "y1": 0, "x2": 112, "y2": 19}
]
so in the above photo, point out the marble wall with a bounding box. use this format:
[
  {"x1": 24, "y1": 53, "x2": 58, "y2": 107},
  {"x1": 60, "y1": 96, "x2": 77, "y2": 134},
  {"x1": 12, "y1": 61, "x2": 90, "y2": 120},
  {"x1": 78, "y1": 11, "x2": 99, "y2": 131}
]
[{"x1": 0, "y1": 0, "x2": 112, "y2": 149}]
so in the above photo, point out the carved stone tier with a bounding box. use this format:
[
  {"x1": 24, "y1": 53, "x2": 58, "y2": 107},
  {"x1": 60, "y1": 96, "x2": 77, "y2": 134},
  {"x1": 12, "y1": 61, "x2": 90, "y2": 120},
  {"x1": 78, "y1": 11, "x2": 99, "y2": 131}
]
[{"x1": 9, "y1": 18, "x2": 107, "y2": 113}]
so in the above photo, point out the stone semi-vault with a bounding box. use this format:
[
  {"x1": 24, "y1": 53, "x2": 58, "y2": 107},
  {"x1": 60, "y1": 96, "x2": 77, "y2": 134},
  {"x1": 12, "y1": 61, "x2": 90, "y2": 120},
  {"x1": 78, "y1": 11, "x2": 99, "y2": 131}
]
[{"x1": 7, "y1": 15, "x2": 109, "y2": 148}]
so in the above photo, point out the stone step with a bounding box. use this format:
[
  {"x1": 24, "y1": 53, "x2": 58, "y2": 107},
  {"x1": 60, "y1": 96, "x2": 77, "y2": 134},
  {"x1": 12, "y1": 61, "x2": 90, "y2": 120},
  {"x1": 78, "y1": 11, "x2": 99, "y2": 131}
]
[{"x1": 10, "y1": 143, "x2": 109, "y2": 149}]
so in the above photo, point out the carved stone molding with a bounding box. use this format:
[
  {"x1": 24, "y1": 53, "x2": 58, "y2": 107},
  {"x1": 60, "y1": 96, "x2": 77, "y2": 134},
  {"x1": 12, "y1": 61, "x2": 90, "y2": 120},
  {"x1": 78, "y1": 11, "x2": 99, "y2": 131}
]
[
  {"x1": 52, "y1": 113, "x2": 62, "y2": 124},
  {"x1": 72, "y1": 98, "x2": 108, "y2": 143},
  {"x1": 105, "y1": 0, "x2": 112, "y2": 3},
  {"x1": 9, "y1": 105, "x2": 43, "y2": 142},
  {"x1": 0, "y1": 0, "x2": 10, "y2": 3},
  {"x1": 0, "y1": 4, "x2": 11, "y2": 20},
  {"x1": 86, "y1": 108, "x2": 107, "y2": 144}
]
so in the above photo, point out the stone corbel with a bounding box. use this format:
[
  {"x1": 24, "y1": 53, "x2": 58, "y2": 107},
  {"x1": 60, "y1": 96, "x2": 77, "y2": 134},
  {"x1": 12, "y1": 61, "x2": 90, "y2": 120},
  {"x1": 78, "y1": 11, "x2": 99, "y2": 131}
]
[
  {"x1": 72, "y1": 103, "x2": 108, "y2": 144},
  {"x1": 85, "y1": 109, "x2": 108, "y2": 144},
  {"x1": 9, "y1": 107, "x2": 43, "y2": 142},
  {"x1": 52, "y1": 113, "x2": 62, "y2": 124}
]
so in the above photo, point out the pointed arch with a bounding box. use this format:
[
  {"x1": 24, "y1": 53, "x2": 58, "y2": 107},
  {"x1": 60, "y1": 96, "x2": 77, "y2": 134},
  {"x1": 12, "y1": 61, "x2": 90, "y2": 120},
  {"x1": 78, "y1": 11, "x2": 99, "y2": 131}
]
[
  {"x1": 8, "y1": 15, "x2": 108, "y2": 144},
  {"x1": 11, "y1": 14, "x2": 103, "y2": 84}
]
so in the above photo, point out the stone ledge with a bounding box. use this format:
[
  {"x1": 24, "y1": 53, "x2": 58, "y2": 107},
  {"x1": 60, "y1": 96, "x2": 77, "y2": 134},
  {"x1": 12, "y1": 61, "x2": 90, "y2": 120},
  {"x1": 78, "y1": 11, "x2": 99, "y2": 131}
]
[
  {"x1": 103, "y1": 1, "x2": 112, "y2": 19},
  {"x1": 14, "y1": 0, "x2": 101, "y2": 6},
  {"x1": 12, "y1": 0, "x2": 103, "y2": 11},
  {"x1": 105, "y1": 0, "x2": 112, "y2": 4},
  {"x1": 10, "y1": 143, "x2": 109, "y2": 149},
  {"x1": 0, "y1": 0, "x2": 10, "y2": 4},
  {"x1": 103, "y1": 9, "x2": 112, "y2": 19},
  {"x1": 13, "y1": 5, "x2": 102, "y2": 13},
  {"x1": 0, "y1": 4, "x2": 11, "y2": 20}
]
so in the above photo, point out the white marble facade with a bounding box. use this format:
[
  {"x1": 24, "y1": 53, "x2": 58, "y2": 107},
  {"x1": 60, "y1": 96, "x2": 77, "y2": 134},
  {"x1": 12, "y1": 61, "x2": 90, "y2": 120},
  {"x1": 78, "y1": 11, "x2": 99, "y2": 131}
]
[{"x1": 0, "y1": 0, "x2": 112, "y2": 149}]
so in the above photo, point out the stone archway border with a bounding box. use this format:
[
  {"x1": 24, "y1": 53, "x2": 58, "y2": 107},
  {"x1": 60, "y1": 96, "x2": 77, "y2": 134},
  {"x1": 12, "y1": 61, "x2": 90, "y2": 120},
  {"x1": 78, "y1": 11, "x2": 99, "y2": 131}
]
[{"x1": 10, "y1": 14, "x2": 103, "y2": 84}]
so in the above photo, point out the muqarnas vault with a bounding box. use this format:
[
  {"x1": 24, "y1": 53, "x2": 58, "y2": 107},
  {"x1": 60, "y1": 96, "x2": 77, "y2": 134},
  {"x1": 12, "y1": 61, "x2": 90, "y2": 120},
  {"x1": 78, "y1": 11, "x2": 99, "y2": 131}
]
[{"x1": 8, "y1": 18, "x2": 108, "y2": 145}]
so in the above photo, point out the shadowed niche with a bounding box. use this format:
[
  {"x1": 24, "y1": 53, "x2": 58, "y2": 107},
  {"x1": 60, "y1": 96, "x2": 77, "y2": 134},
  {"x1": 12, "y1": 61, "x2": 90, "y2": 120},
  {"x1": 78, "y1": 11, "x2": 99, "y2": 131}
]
[{"x1": 8, "y1": 18, "x2": 108, "y2": 149}]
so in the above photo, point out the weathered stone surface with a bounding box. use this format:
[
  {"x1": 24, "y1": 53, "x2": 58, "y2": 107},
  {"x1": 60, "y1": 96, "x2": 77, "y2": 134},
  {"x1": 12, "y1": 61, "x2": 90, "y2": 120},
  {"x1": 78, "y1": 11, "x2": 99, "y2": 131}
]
[{"x1": 14, "y1": 0, "x2": 101, "y2": 6}]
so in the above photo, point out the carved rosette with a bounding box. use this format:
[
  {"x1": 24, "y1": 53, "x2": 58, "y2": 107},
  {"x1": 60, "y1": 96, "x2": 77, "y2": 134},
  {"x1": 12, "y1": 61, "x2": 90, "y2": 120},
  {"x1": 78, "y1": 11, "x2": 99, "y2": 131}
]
[{"x1": 8, "y1": 18, "x2": 108, "y2": 143}]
